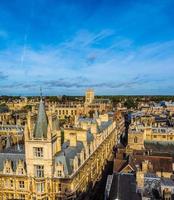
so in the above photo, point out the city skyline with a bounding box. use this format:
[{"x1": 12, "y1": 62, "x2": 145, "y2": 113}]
[{"x1": 0, "y1": 0, "x2": 174, "y2": 95}]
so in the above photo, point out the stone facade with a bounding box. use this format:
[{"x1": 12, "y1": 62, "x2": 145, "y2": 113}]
[{"x1": 0, "y1": 99, "x2": 117, "y2": 200}]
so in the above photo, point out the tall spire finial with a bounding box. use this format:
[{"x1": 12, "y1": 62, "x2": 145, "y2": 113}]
[{"x1": 40, "y1": 86, "x2": 42, "y2": 100}]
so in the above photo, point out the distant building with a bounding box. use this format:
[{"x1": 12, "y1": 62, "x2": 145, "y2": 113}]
[{"x1": 85, "y1": 89, "x2": 95, "y2": 104}]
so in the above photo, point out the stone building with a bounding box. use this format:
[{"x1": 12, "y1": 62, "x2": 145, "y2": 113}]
[{"x1": 0, "y1": 98, "x2": 117, "y2": 200}]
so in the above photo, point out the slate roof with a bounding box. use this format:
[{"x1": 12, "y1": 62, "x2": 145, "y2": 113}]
[
  {"x1": 87, "y1": 131, "x2": 94, "y2": 144},
  {"x1": 55, "y1": 141, "x2": 84, "y2": 176},
  {"x1": 98, "y1": 120, "x2": 112, "y2": 132},
  {"x1": 107, "y1": 173, "x2": 141, "y2": 200},
  {"x1": 161, "y1": 178, "x2": 174, "y2": 187},
  {"x1": 144, "y1": 141, "x2": 174, "y2": 154},
  {"x1": 33, "y1": 99, "x2": 48, "y2": 138},
  {"x1": 78, "y1": 117, "x2": 96, "y2": 124},
  {"x1": 0, "y1": 144, "x2": 25, "y2": 171},
  {"x1": 143, "y1": 173, "x2": 161, "y2": 199}
]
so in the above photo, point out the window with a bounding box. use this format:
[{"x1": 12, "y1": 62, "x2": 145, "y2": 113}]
[
  {"x1": 36, "y1": 182, "x2": 45, "y2": 193},
  {"x1": 19, "y1": 181, "x2": 24, "y2": 189},
  {"x1": 34, "y1": 165, "x2": 44, "y2": 177},
  {"x1": 134, "y1": 136, "x2": 138, "y2": 143},
  {"x1": 6, "y1": 167, "x2": 10, "y2": 174},
  {"x1": 18, "y1": 167, "x2": 24, "y2": 175},
  {"x1": 6, "y1": 194, "x2": 14, "y2": 199},
  {"x1": 10, "y1": 180, "x2": 13, "y2": 188},
  {"x1": 5, "y1": 180, "x2": 9, "y2": 188},
  {"x1": 33, "y1": 147, "x2": 43, "y2": 157},
  {"x1": 19, "y1": 194, "x2": 25, "y2": 199},
  {"x1": 10, "y1": 194, "x2": 14, "y2": 199},
  {"x1": 57, "y1": 170, "x2": 62, "y2": 177},
  {"x1": 58, "y1": 183, "x2": 61, "y2": 192}
]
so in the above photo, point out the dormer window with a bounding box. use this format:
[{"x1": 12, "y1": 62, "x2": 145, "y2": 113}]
[
  {"x1": 33, "y1": 147, "x2": 43, "y2": 157},
  {"x1": 6, "y1": 167, "x2": 11, "y2": 174},
  {"x1": 18, "y1": 167, "x2": 24, "y2": 175},
  {"x1": 55, "y1": 162, "x2": 64, "y2": 178}
]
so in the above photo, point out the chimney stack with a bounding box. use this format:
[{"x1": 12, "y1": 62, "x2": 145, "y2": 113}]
[{"x1": 69, "y1": 133, "x2": 77, "y2": 147}]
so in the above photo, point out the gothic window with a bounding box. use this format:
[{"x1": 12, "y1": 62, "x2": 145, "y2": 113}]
[
  {"x1": 134, "y1": 136, "x2": 138, "y2": 143},
  {"x1": 33, "y1": 147, "x2": 43, "y2": 157},
  {"x1": 34, "y1": 165, "x2": 44, "y2": 177}
]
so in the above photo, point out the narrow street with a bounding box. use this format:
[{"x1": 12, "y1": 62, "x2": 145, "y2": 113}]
[{"x1": 82, "y1": 155, "x2": 114, "y2": 200}]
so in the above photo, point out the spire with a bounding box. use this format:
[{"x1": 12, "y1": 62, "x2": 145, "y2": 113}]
[
  {"x1": 33, "y1": 97, "x2": 48, "y2": 139},
  {"x1": 40, "y1": 86, "x2": 42, "y2": 100}
]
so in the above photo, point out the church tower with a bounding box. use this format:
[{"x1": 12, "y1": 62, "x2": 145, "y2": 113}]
[
  {"x1": 85, "y1": 89, "x2": 94, "y2": 104},
  {"x1": 25, "y1": 98, "x2": 61, "y2": 179}
]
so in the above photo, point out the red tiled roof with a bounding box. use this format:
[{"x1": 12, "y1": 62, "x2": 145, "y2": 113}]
[{"x1": 133, "y1": 155, "x2": 173, "y2": 173}]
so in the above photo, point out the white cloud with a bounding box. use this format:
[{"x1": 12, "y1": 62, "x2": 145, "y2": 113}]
[{"x1": 0, "y1": 29, "x2": 174, "y2": 95}]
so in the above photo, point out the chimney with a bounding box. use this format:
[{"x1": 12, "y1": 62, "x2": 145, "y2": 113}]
[
  {"x1": 142, "y1": 160, "x2": 149, "y2": 172},
  {"x1": 96, "y1": 118, "x2": 101, "y2": 126},
  {"x1": 136, "y1": 170, "x2": 144, "y2": 189},
  {"x1": 69, "y1": 133, "x2": 77, "y2": 147},
  {"x1": 99, "y1": 114, "x2": 109, "y2": 122},
  {"x1": 91, "y1": 123, "x2": 98, "y2": 135},
  {"x1": 56, "y1": 130, "x2": 62, "y2": 153}
]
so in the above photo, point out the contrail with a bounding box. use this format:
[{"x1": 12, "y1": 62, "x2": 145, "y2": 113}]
[
  {"x1": 20, "y1": 33, "x2": 28, "y2": 69},
  {"x1": 20, "y1": 1, "x2": 34, "y2": 72}
]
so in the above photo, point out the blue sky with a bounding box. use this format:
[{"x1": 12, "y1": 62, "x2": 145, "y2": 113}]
[{"x1": 0, "y1": 0, "x2": 174, "y2": 95}]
